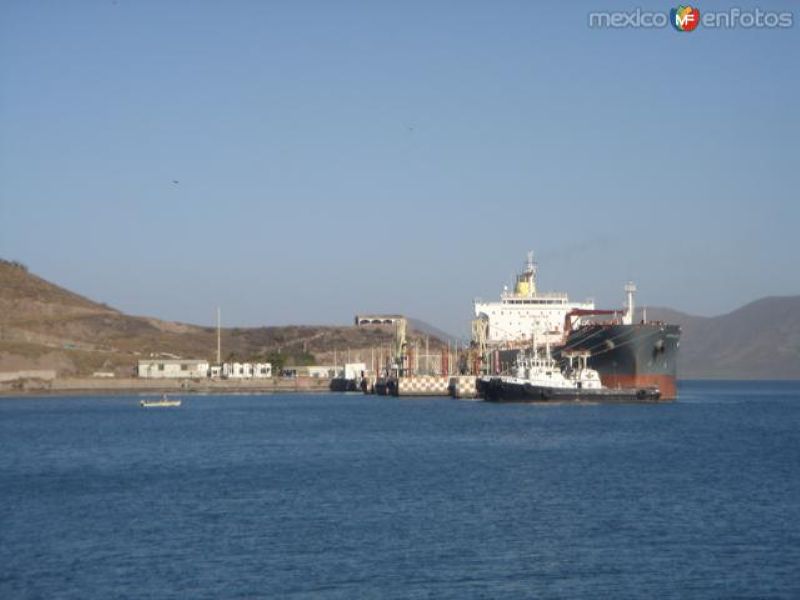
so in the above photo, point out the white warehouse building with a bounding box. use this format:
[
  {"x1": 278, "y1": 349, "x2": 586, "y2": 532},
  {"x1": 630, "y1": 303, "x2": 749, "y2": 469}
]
[
  {"x1": 222, "y1": 362, "x2": 272, "y2": 378},
  {"x1": 137, "y1": 359, "x2": 210, "y2": 379}
]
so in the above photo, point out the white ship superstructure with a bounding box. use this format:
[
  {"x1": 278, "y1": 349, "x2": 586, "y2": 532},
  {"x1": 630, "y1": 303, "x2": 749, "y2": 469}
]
[{"x1": 473, "y1": 252, "x2": 594, "y2": 346}]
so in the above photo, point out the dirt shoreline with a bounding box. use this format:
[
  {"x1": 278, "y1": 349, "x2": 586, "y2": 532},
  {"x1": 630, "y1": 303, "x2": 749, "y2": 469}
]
[{"x1": 0, "y1": 376, "x2": 334, "y2": 397}]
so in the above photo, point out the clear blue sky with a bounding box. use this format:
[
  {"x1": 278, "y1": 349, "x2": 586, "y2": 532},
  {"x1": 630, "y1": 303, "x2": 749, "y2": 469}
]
[{"x1": 1, "y1": 0, "x2": 797, "y2": 336}]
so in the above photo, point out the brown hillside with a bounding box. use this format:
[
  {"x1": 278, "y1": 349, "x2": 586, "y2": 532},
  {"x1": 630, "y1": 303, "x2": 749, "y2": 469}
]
[
  {"x1": 0, "y1": 260, "x2": 443, "y2": 376},
  {"x1": 0, "y1": 259, "x2": 117, "y2": 323}
]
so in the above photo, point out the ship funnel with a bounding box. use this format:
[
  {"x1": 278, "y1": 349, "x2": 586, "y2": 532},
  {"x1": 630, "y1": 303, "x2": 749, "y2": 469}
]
[
  {"x1": 515, "y1": 250, "x2": 537, "y2": 296},
  {"x1": 623, "y1": 282, "x2": 637, "y2": 325}
]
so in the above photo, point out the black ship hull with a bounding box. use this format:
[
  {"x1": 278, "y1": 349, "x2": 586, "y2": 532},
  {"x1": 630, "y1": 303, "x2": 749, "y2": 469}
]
[
  {"x1": 481, "y1": 377, "x2": 661, "y2": 403},
  {"x1": 559, "y1": 323, "x2": 681, "y2": 399}
]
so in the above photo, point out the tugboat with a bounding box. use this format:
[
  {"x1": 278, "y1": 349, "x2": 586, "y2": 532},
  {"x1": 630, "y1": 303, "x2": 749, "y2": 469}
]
[{"x1": 479, "y1": 342, "x2": 660, "y2": 403}]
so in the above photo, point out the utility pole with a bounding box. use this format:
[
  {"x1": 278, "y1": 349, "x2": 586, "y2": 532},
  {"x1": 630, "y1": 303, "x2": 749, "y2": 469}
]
[
  {"x1": 447, "y1": 341, "x2": 451, "y2": 376},
  {"x1": 216, "y1": 307, "x2": 221, "y2": 365}
]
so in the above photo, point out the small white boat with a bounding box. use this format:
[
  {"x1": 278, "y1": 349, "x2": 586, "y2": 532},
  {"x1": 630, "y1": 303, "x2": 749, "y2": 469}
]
[{"x1": 140, "y1": 394, "x2": 182, "y2": 408}]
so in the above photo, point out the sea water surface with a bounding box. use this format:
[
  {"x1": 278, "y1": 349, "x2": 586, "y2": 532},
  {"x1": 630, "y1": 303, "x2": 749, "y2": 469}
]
[{"x1": 1, "y1": 381, "x2": 799, "y2": 599}]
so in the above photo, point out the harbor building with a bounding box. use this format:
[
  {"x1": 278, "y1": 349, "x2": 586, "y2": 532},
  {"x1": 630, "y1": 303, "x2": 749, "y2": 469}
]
[
  {"x1": 341, "y1": 362, "x2": 366, "y2": 380},
  {"x1": 281, "y1": 365, "x2": 336, "y2": 378},
  {"x1": 355, "y1": 314, "x2": 404, "y2": 326},
  {"x1": 137, "y1": 359, "x2": 210, "y2": 379},
  {"x1": 308, "y1": 365, "x2": 337, "y2": 378},
  {"x1": 221, "y1": 362, "x2": 272, "y2": 378}
]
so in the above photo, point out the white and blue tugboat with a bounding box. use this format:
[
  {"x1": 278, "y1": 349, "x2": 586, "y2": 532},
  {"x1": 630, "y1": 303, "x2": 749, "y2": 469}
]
[{"x1": 479, "y1": 343, "x2": 660, "y2": 403}]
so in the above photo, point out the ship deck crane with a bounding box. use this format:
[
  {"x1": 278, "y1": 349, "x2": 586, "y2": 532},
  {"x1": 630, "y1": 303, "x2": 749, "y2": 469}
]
[{"x1": 563, "y1": 309, "x2": 621, "y2": 336}]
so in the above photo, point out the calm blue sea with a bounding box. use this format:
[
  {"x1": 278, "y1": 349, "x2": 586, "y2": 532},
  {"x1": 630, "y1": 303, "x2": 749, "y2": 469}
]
[{"x1": 1, "y1": 381, "x2": 799, "y2": 599}]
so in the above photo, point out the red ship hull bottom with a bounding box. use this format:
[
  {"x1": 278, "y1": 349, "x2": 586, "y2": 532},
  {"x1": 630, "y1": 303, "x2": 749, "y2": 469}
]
[{"x1": 600, "y1": 374, "x2": 677, "y2": 400}]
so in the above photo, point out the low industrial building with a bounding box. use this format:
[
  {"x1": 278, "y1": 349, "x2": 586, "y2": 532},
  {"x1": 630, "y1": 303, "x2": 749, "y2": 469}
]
[
  {"x1": 341, "y1": 362, "x2": 367, "y2": 380},
  {"x1": 137, "y1": 359, "x2": 210, "y2": 379},
  {"x1": 281, "y1": 365, "x2": 336, "y2": 378},
  {"x1": 222, "y1": 362, "x2": 272, "y2": 378},
  {"x1": 354, "y1": 314, "x2": 404, "y2": 326},
  {"x1": 138, "y1": 360, "x2": 272, "y2": 379},
  {"x1": 308, "y1": 365, "x2": 337, "y2": 378}
]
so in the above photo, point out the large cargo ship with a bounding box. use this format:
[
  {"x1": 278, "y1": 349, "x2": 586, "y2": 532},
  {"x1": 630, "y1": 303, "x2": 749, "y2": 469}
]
[
  {"x1": 559, "y1": 320, "x2": 681, "y2": 399},
  {"x1": 472, "y1": 254, "x2": 681, "y2": 399}
]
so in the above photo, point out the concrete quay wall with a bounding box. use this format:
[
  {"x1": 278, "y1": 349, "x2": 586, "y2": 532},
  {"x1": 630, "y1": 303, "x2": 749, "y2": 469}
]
[{"x1": 449, "y1": 375, "x2": 479, "y2": 399}]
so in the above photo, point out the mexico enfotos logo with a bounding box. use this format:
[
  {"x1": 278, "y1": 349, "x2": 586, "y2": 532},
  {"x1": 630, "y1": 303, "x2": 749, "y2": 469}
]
[
  {"x1": 589, "y1": 5, "x2": 793, "y2": 30},
  {"x1": 671, "y1": 5, "x2": 700, "y2": 31}
]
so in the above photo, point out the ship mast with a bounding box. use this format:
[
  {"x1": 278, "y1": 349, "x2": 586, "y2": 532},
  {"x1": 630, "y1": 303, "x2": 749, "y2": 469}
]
[{"x1": 623, "y1": 282, "x2": 636, "y2": 325}]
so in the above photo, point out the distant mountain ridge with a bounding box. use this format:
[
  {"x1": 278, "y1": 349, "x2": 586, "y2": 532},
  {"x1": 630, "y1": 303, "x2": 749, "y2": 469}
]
[{"x1": 643, "y1": 297, "x2": 800, "y2": 379}]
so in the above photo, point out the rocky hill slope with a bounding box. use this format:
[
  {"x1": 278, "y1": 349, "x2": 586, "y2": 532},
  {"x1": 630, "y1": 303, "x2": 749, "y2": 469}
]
[{"x1": 0, "y1": 260, "x2": 443, "y2": 376}]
